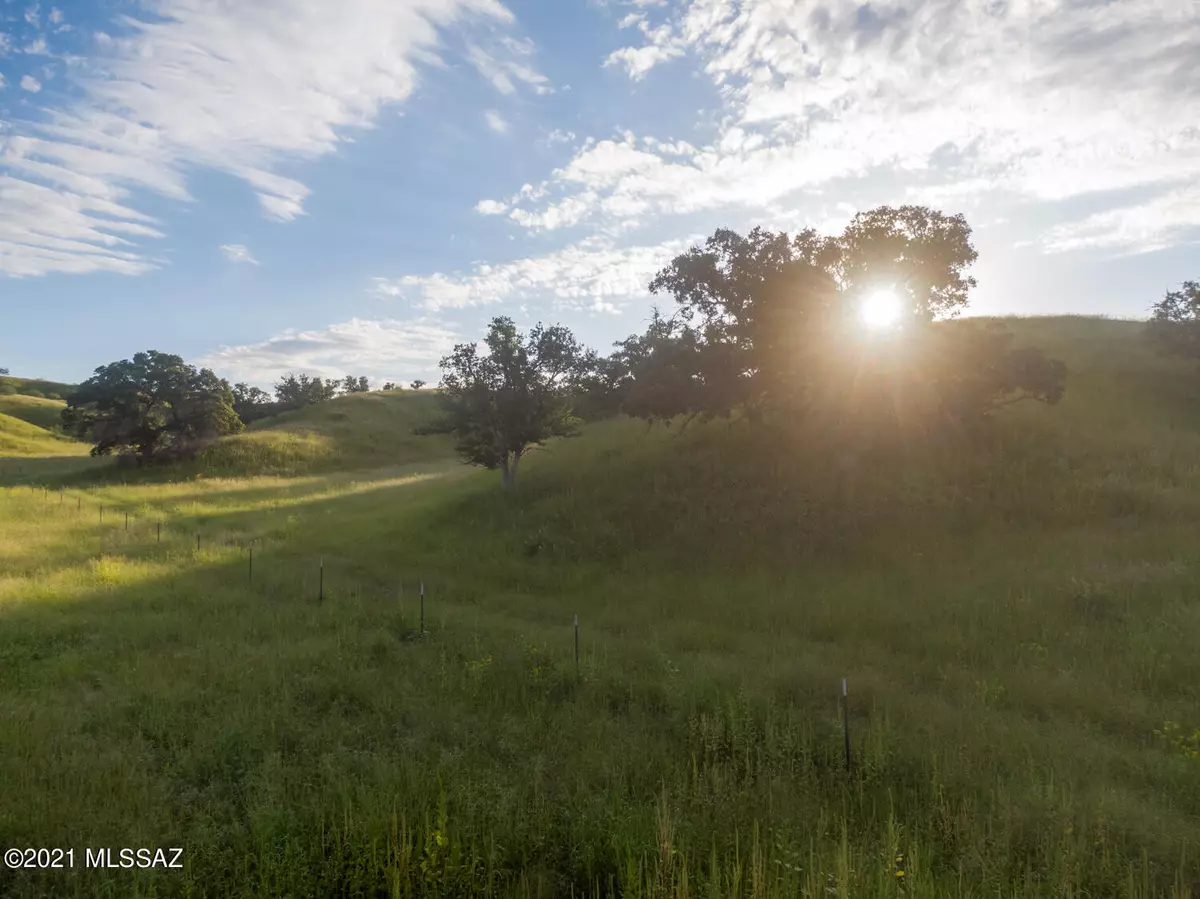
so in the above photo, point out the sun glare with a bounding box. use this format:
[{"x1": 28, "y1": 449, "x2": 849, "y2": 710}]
[{"x1": 860, "y1": 289, "x2": 903, "y2": 329}]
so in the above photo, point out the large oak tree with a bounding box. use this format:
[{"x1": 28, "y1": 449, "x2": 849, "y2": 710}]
[
  {"x1": 63, "y1": 351, "x2": 242, "y2": 463},
  {"x1": 601, "y1": 205, "x2": 1066, "y2": 434}
]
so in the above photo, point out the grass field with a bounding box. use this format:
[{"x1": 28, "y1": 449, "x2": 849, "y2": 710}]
[{"x1": 1, "y1": 317, "x2": 1198, "y2": 897}]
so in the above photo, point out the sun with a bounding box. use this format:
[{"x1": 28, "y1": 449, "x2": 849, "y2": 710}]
[{"x1": 859, "y1": 289, "x2": 903, "y2": 329}]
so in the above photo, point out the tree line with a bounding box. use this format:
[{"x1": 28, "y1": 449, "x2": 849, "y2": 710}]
[
  {"x1": 423, "y1": 206, "x2": 1073, "y2": 487},
  {"x1": 56, "y1": 205, "x2": 1197, "y2": 484},
  {"x1": 61, "y1": 364, "x2": 422, "y2": 465}
]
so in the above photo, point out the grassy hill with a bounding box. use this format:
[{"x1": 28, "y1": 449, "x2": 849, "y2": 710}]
[
  {"x1": 0, "y1": 393, "x2": 69, "y2": 432},
  {"x1": 2, "y1": 316, "x2": 1199, "y2": 897},
  {"x1": 0, "y1": 374, "x2": 75, "y2": 400},
  {"x1": 0, "y1": 409, "x2": 88, "y2": 457},
  {"x1": 194, "y1": 389, "x2": 454, "y2": 476}
]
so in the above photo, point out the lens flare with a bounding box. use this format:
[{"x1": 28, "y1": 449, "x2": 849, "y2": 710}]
[{"x1": 860, "y1": 290, "x2": 903, "y2": 329}]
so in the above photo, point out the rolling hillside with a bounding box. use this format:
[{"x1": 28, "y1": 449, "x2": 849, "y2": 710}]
[
  {"x1": 0, "y1": 374, "x2": 75, "y2": 400},
  {"x1": 194, "y1": 389, "x2": 454, "y2": 475},
  {"x1": 0, "y1": 410, "x2": 88, "y2": 458},
  {"x1": 0, "y1": 393, "x2": 69, "y2": 432},
  {"x1": 2, "y1": 316, "x2": 1199, "y2": 897}
]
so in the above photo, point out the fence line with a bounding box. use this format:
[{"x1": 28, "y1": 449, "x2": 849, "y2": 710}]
[{"x1": 2, "y1": 480, "x2": 861, "y2": 768}]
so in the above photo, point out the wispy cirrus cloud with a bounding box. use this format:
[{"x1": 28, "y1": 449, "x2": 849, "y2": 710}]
[
  {"x1": 1042, "y1": 182, "x2": 1200, "y2": 256},
  {"x1": 199, "y1": 316, "x2": 462, "y2": 388},
  {"x1": 488, "y1": 0, "x2": 1200, "y2": 254},
  {"x1": 220, "y1": 243, "x2": 259, "y2": 265},
  {"x1": 466, "y1": 35, "x2": 551, "y2": 95},
  {"x1": 484, "y1": 110, "x2": 509, "y2": 134},
  {"x1": 0, "y1": 0, "x2": 548, "y2": 277},
  {"x1": 373, "y1": 234, "x2": 698, "y2": 314}
]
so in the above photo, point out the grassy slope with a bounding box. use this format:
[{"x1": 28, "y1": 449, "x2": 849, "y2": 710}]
[
  {"x1": 1, "y1": 317, "x2": 1199, "y2": 897},
  {"x1": 192, "y1": 389, "x2": 454, "y2": 476},
  {"x1": 0, "y1": 374, "x2": 75, "y2": 399},
  {"x1": 0, "y1": 410, "x2": 88, "y2": 458},
  {"x1": 0, "y1": 393, "x2": 69, "y2": 431}
]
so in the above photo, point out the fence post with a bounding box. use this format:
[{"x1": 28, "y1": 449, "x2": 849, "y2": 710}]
[
  {"x1": 125, "y1": 512, "x2": 129, "y2": 532},
  {"x1": 196, "y1": 532, "x2": 200, "y2": 552},
  {"x1": 842, "y1": 677, "x2": 851, "y2": 771},
  {"x1": 157, "y1": 522, "x2": 161, "y2": 543},
  {"x1": 99, "y1": 505, "x2": 103, "y2": 523},
  {"x1": 419, "y1": 580, "x2": 425, "y2": 634},
  {"x1": 248, "y1": 547, "x2": 253, "y2": 585},
  {"x1": 319, "y1": 558, "x2": 324, "y2": 603},
  {"x1": 574, "y1": 614, "x2": 580, "y2": 675}
]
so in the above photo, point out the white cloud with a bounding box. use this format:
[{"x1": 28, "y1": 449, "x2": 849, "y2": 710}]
[
  {"x1": 373, "y1": 234, "x2": 698, "y2": 313},
  {"x1": 603, "y1": 43, "x2": 683, "y2": 80},
  {"x1": 48, "y1": 7, "x2": 63, "y2": 25},
  {"x1": 23, "y1": 38, "x2": 49, "y2": 55},
  {"x1": 475, "y1": 198, "x2": 508, "y2": 215},
  {"x1": 24, "y1": 3, "x2": 39, "y2": 26},
  {"x1": 545, "y1": 128, "x2": 576, "y2": 146},
  {"x1": 484, "y1": 110, "x2": 509, "y2": 134},
  {"x1": 220, "y1": 243, "x2": 259, "y2": 264},
  {"x1": 0, "y1": 74, "x2": 6, "y2": 90},
  {"x1": 19, "y1": 75, "x2": 42, "y2": 93},
  {"x1": 603, "y1": 16, "x2": 684, "y2": 80},
  {"x1": 507, "y1": 0, "x2": 1200, "y2": 254},
  {"x1": 0, "y1": 0, "x2": 542, "y2": 277},
  {"x1": 466, "y1": 36, "x2": 551, "y2": 95},
  {"x1": 1042, "y1": 182, "x2": 1200, "y2": 255},
  {"x1": 199, "y1": 316, "x2": 462, "y2": 387}
]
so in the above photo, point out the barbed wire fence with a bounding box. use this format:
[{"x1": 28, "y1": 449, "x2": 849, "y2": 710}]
[
  {"x1": 1, "y1": 479, "x2": 861, "y2": 770},
  {"x1": 1, "y1": 481, "x2": 439, "y2": 638}
]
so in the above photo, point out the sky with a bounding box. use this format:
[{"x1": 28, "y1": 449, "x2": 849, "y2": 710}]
[{"x1": 0, "y1": 0, "x2": 1197, "y2": 389}]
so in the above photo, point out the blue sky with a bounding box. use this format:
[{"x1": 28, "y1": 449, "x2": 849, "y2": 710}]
[{"x1": 1, "y1": 0, "x2": 1197, "y2": 388}]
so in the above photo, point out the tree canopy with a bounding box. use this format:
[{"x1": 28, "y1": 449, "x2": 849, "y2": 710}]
[
  {"x1": 63, "y1": 351, "x2": 242, "y2": 463},
  {"x1": 274, "y1": 373, "x2": 340, "y2": 410},
  {"x1": 594, "y1": 206, "x2": 1065, "y2": 439},
  {"x1": 421, "y1": 317, "x2": 587, "y2": 489},
  {"x1": 1147, "y1": 280, "x2": 1200, "y2": 359}
]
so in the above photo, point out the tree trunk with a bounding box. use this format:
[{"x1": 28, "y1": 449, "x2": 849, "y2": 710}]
[{"x1": 500, "y1": 450, "x2": 522, "y2": 490}]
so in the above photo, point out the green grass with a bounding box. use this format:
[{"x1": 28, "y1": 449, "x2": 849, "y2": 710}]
[
  {"x1": 0, "y1": 410, "x2": 89, "y2": 458},
  {"x1": 0, "y1": 393, "x2": 69, "y2": 431},
  {"x1": 1, "y1": 317, "x2": 1198, "y2": 897},
  {"x1": 192, "y1": 390, "x2": 454, "y2": 477}
]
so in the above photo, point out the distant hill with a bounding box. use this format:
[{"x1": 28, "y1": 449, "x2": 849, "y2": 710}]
[
  {"x1": 0, "y1": 375, "x2": 76, "y2": 400},
  {"x1": 194, "y1": 389, "x2": 454, "y2": 476}
]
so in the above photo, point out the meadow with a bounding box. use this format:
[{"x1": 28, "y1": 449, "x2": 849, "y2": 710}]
[{"x1": 0, "y1": 317, "x2": 1198, "y2": 897}]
